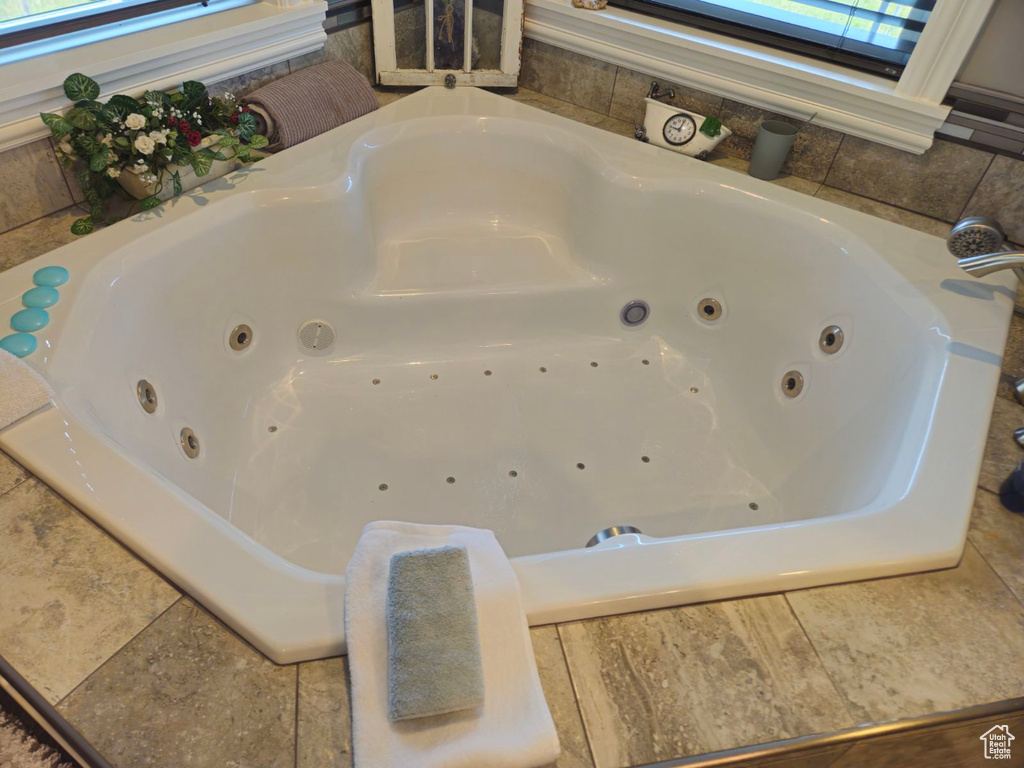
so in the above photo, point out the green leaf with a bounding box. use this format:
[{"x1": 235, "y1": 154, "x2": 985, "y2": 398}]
[
  {"x1": 181, "y1": 80, "x2": 207, "y2": 109},
  {"x1": 699, "y1": 115, "x2": 722, "y2": 138},
  {"x1": 170, "y1": 143, "x2": 192, "y2": 164},
  {"x1": 143, "y1": 90, "x2": 168, "y2": 109},
  {"x1": 73, "y1": 134, "x2": 102, "y2": 155},
  {"x1": 247, "y1": 134, "x2": 269, "y2": 149},
  {"x1": 172, "y1": 170, "x2": 182, "y2": 197},
  {"x1": 113, "y1": 136, "x2": 130, "y2": 149},
  {"x1": 236, "y1": 146, "x2": 251, "y2": 163},
  {"x1": 65, "y1": 107, "x2": 97, "y2": 130},
  {"x1": 236, "y1": 112, "x2": 257, "y2": 141},
  {"x1": 217, "y1": 135, "x2": 240, "y2": 148},
  {"x1": 139, "y1": 195, "x2": 162, "y2": 211},
  {"x1": 108, "y1": 94, "x2": 141, "y2": 115},
  {"x1": 63, "y1": 73, "x2": 100, "y2": 102},
  {"x1": 89, "y1": 148, "x2": 109, "y2": 172},
  {"x1": 70, "y1": 217, "x2": 94, "y2": 236},
  {"x1": 190, "y1": 150, "x2": 214, "y2": 177},
  {"x1": 40, "y1": 112, "x2": 73, "y2": 137}
]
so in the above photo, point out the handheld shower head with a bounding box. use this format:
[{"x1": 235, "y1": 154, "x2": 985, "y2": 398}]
[{"x1": 947, "y1": 216, "x2": 1007, "y2": 258}]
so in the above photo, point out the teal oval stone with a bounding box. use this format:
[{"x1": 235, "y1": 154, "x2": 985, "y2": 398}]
[
  {"x1": 10, "y1": 308, "x2": 48, "y2": 332},
  {"x1": 22, "y1": 286, "x2": 59, "y2": 308},
  {"x1": 0, "y1": 333, "x2": 37, "y2": 358},
  {"x1": 33, "y1": 266, "x2": 69, "y2": 287}
]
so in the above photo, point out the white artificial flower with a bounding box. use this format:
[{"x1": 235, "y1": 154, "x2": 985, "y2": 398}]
[
  {"x1": 100, "y1": 133, "x2": 112, "y2": 147},
  {"x1": 106, "y1": 166, "x2": 121, "y2": 178},
  {"x1": 125, "y1": 113, "x2": 146, "y2": 130},
  {"x1": 58, "y1": 141, "x2": 73, "y2": 154},
  {"x1": 134, "y1": 135, "x2": 156, "y2": 155},
  {"x1": 149, "y1": 129, "x2": 168, "y2": 145}
]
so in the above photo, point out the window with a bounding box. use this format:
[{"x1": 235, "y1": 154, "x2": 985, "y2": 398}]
[
  {"x1": 0, "y1": 0, "x2": 222, "y2": 49},
  {"x1": 606, "y1": 0, "x2": 934, "y2": 77}
]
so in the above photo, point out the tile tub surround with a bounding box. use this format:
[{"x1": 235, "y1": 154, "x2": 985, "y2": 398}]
[
  {"x1": 517, "y1": 38, "x2": 1024, "y2": 242},
  {"x1": 0, "y1": 20, "x2": 375, "y2": 238},
  {"x1": 1, "y1": 87, "x2": 1024, "y2": 767}
]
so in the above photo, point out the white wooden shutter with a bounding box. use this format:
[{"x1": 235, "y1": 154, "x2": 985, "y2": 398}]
[{"x1": 371, "y1": 0, "x2": 523, "y2": 86}]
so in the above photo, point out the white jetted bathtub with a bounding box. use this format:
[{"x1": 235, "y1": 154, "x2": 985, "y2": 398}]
[{"x1": 0, "y1": 87, "x2": 1014, "y2": 663}]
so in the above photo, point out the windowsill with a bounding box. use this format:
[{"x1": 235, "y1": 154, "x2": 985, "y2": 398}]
[
  {"x1": 0, "y1": 0, "x2": 327, "y2": 153},
  {"x1": 523, "y1": 0, "x2": 951, "y2": 153}
]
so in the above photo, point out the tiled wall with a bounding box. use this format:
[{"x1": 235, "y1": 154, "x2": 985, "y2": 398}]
[
  {"x1": 0, "y1": 21, "x2": 375, "y2": 237},
  {"x1": 519, "y1": 38, "x2": 1024, "y2": 245},
  {"x1": 6, "y1": 24, "x2": 1023, "y2": 248}
]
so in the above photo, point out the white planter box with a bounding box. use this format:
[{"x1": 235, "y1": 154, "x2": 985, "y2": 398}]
[{"x1": 117, "y1": 136, "x2": 240, "y2": 200}]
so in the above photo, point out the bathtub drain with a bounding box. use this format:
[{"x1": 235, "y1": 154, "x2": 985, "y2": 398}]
[{"x1": 297, "y1": 320, "x2": 336, "y2": 352}]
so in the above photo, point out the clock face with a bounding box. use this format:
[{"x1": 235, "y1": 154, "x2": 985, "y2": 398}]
[{"x1": 663, "y1": 113, "x2": 697, "y2": 146}]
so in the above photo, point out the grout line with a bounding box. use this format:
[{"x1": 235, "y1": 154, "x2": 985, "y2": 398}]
[
  {"x1": 554, "y1": 623, "x2": 600, "y2": 768},
  {"x1": 955, "y1": 153, "x2": 996, "y2": 222},
  {"x1": 965, "y1": 501, "x2": 1024, "y2": 612},
  {"x1": 55, "y1": 596, "x2": 183, "y2": 709},
  {"x1": 0, "y1": 471, "x2": 31, "y2": 502},
  {"x1": 819, "y1": 132, "x2": 844, "y2": 186},
  {"x1": 47, "y1": 139, "x2": 78, "y2": 211},
  {"x1": 293, "y1": 663, "x2": 301, "y2": 768},
  {"x1": 782, "y1": 593, "x2": 858, "y2": 725}
]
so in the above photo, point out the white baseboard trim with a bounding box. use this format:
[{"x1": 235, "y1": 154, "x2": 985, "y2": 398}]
[
  {"x1": 0, "y1": 1, "x2": 327, "y2": 153},
  {"x1": 524, "y1": 0, "x2": 950, "y2": 153}
]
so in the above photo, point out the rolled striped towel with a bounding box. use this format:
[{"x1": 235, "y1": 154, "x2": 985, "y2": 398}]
[{"x1": 241, "y1": 61, "x2": 379, "y2": 151}]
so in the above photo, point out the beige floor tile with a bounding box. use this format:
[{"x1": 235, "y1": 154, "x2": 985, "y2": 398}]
[
  {"x1": 295, "y1": 627, "x2": 593, "y2": 768},
  {"x1": 520, "y1": 39, "x2": 617, "y2": 115},
  {"x1": 824, "y1": 137, "x2": 992, "y2": 223},
  {"x1": 558, "y1": 596, "x2": 853, "y2": 768},
  {"x1": 532, "y1": 625, "x2": 594, "y2": 768},
  {"x1": 593, "y1": 116, "x2": 639, "y2": 139},
  {"x1": 297, "y1": 656, "x2": 351, "y2": 768},
  {"x1": 59, "y1": 599, "x2": 296, "y2": 768},
  {"x1": 0, "y1": 479, "x2": 179, "y2": 704},
  {"x1": 969, "y1": 487, "x2": 1024, "y2": 605},
  {"x1": 0, "y1": 206, "x2": 82, "y2": 273},
  {"x1": 979, "y1": 395, "x2": 1024, "y2": 495},
  {"x1": 0, "y1": 140, "x2": 73, "y2": 235},
  {"x1": 708, "y1": 153, "x2": 821, "y2": 195},
  {"x1": 999, "y1": 311, "x2": 1024, "y2": 402},
  {"x1": 503, "y1": 89, "x2": 608, "y2": 126},
  {"x1": 814, "y1": 186, "x2": 952, "y2": 238},
  {"x1": 787, "y1": 545, "x2": 1024, "y2": 723},
  {"x1": 964, "y1": 154, "x2": 1024, "y2": 247},
  {"x1": 0, "y1": 450, "x2": 28, "y2": 497}
]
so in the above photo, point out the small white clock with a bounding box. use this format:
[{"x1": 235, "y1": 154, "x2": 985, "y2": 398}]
[
  {"x1": 662, "y1": 113, "x2": 697, "y2": 146},
  {"x1": 642, "y1": 97, "x2": 732, "y2": 158}
]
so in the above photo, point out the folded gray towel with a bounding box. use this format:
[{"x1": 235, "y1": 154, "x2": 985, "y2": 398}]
[
  {"x1": 241, "y1": 61, "x2": 378, "y2": 151},
  {"x1": 386, "y1": 545, "x2": 484, "y2": 722}
]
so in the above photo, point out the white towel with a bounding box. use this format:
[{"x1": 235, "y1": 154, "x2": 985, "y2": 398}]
[
  {"x1": 0, "y1": 349, "x2": 53, "y2": 431},
  {"x1": 345, "y1": 521, "x2": 560, "y2": 768}
]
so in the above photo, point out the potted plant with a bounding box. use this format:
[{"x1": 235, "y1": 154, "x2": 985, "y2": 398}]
[{"x1": 40, "y1": 73, "x2": 269, "y2": 235}]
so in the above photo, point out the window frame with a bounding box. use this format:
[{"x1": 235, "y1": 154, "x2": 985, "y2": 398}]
[
  {"x1": 522, "y1": 0, "x2": 996, "y2": 152},
  {"x1": 0, "y1": 0, "x2": 328, "y2": 152},
  {"x1": 0, "y1": 0, "x2": 207, "y2": 50},
  {"x1": 603, "y1": 0, "x2": 931, "y2": 78}
]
